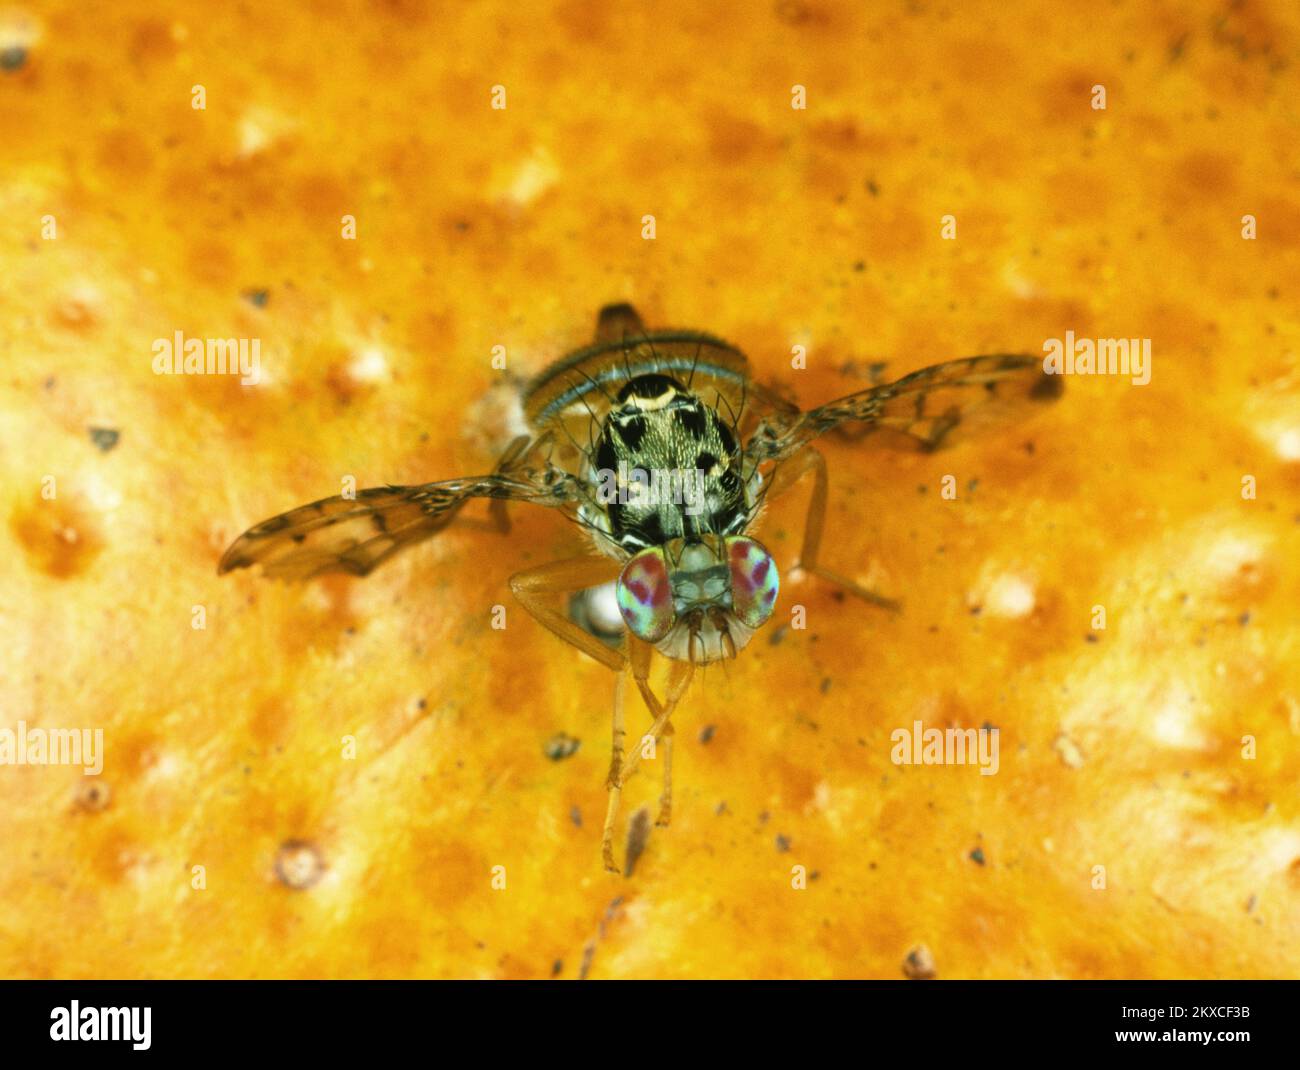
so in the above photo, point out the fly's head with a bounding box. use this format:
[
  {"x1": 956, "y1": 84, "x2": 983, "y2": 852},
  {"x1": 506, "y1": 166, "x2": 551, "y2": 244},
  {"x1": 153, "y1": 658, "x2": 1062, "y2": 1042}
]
[{"x1": 615, "y1": 534, "x2": 779, "y2": 664}]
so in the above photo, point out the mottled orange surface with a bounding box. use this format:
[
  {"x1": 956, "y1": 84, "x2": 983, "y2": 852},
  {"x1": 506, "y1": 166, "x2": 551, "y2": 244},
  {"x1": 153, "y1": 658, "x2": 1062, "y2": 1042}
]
[{"x1": 2, "y1": 0, "x2": 1298, "y2": 979}]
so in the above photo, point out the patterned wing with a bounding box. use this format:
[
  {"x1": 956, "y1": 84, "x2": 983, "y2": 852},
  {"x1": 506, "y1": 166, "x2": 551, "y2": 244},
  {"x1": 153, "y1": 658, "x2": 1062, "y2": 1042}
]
[
  {"x1": 746, "y1": 354, "x2": 1062, "y2": 463},
  {"x1": 218, "y1": 468, "x2": 584, "y2": 581}
]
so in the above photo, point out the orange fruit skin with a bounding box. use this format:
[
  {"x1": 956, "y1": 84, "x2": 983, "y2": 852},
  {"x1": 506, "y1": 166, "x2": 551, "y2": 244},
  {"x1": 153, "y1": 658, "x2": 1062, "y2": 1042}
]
[{"x1": 2, "y1": 1, "x2": 1298, "y2": 979}]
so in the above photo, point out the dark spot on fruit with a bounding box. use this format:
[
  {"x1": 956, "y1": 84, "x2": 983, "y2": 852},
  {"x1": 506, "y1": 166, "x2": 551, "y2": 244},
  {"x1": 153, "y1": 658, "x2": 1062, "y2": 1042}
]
[
  {"x1": 74, "y1": 779, "x2": 111, "y2": 813},
  {"x1": 12, "y1": 497, "x2": 103, "y2": 578},
  {"x1": 88, "y1": 427, "x2": 120, "y2": 453},
  {"x1": 544, "y1": 732, "x2": 581, "y2": 761},
  {"x1": 624, "y1": 807, "x2": 652, "y2": 878},
  {"x1": 903, "y1": 945, "x2": 936, "y2": 979},
  {"x1": 274, "y1": 840, "x2": 325, "y2": 890}
]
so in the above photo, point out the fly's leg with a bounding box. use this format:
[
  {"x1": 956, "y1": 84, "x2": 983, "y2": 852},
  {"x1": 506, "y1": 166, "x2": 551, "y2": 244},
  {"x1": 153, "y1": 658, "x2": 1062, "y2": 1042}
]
[
  {"x1": 510, "y1": 556, "x2": 629, "y2": 874},
  {"x1": 657, "y1": 720, "x2": 675, "y2": 828},
  {"x1": 605, "y1": 670, "x2": 628, "y2": 789},
  {"x1": 597, "y1": 635, "x2": 663, "y2": 872},
  {"x1": 628, "y1": 632, "x2": 665, "y2": 720},
  {"x1": 765, "y1": 446, "x2": 901, "y2": 611},
  {"x1": 617, "y1": 657, "x2": 695, "y2": 789},
  {"x1": 601, "y1": 671, "x2": 628, "y2": 873},
  {"x1": 508, "y1": 556, "x2": 628, "y2": 671},
  {"x1": 508, "y1": 556, "x2": 677, "y2": 873}
]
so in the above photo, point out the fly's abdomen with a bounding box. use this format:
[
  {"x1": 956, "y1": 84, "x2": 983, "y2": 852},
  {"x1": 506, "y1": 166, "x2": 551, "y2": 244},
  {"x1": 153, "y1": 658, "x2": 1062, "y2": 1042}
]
[{"x1": 521, "y1": 329, "x2": 752, "y2": 432}]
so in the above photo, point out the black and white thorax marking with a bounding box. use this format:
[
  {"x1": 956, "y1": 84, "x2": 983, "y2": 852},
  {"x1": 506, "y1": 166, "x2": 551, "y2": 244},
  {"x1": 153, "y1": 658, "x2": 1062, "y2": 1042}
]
[{"x1": 583, "y1": 373, "x2": 756, "y2": 556}]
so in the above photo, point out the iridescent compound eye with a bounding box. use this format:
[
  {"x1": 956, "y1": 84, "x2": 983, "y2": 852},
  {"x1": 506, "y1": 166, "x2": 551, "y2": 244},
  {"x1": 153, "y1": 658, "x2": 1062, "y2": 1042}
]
[
  {"x1": 726, "y1": 536, "x2": 779, "y2": 629},
  {"x1": 615, "y1": 547, "x2": 676, "y2": 643}
]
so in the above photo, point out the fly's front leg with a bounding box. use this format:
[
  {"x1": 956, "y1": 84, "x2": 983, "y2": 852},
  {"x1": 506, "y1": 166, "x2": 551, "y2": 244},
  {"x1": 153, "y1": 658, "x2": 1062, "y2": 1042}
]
[
  {"x1": 766, "y1": 446, "x2": 901, "y2": 612},
  {"x1": 509, "y1": 555, "x2": 632, "y2": 873},
  {"x1": 509, "y1": 557, "x2": 690, "y2": 871},
  {"x1": 657, "y1": 720, "x2": 674, "y2": 828},
  {"x1": 601, "y1": 670, "x2": 628, "y2": 873},
  {"x1": 624, "y1": 637, "x2": 679, "y2": 824},
  {"x1": 605, "y1": 669, "x2": 627, "y2": 789},
  {"x1": 617, "y1": 657, "x2": 694, "y2": 789},
  {"x1": 508, "y1": 556, "x2": 627, "y2": 670},
  {"x1": 628, "y1": 633, "x2": 665, "y2": 720}
]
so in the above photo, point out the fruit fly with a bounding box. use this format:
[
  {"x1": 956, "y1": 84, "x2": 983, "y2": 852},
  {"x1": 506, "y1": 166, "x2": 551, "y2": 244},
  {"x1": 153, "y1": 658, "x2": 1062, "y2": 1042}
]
[{"x1": 220, "y1": 304, "x2": 1061, "y2": 871}]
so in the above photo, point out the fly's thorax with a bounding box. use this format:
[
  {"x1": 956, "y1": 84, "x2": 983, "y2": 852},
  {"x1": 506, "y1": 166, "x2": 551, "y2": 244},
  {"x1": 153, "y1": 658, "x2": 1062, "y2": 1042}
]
[{"x1": 588, "y1": 373, "x2": 752, "y2": 555}]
